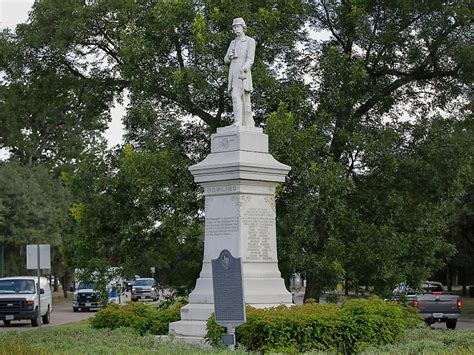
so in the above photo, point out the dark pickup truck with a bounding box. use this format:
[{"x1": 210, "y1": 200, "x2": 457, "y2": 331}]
[
  {"x1": 413, "y1": 292, "x2": 462, "y2": 329},
  {"x1": 392, "y1": 281, "x2": 462, "y2": 329},
  {"x1": 72, "y1": 282, "x2": 101, "y2": 312}
]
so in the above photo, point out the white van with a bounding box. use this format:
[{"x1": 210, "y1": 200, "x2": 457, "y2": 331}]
[{"x1": 0, "y1": 276, "x2": 52, "y2": 326}]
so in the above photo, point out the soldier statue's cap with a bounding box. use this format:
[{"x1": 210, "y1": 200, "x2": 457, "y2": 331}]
[{"x1": 232, "y1": 17, "x2": 247, "y2": 30}]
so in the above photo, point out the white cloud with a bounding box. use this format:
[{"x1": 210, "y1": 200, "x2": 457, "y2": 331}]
[{"x1": 0, "y1": 0, "x2": 34, "y2": 30}]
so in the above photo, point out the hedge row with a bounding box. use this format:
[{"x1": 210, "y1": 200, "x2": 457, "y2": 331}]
[
  {"x1": 89, "y1": 299, "x2": 186, "y2": 335},
  {"x1": 206, "y1": 297, "x2": 420, "y2": 353}
]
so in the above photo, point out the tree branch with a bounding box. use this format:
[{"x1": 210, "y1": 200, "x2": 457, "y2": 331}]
[
  {"x1": 321, "y1": 0, "x2": 346, "y2": 49},
  {"x1": 154, "y1": 86, "x2": 216, "y2": 126},
  {"x1": 347, "y1": 149, "x2": 360, "y2": 178},
  {"x1": 170, "y1": 30, "x2": 217, "y2": 126},
  {"x1": 354, "y1": 66, "x2": 460, "y2": 119},
  {"x1": 63, "y1": 61, "x2": 87, "y2": 80},
  {"x1": 215, "y1": 84, "x2": 226, "y2": 122},
  {"x1": 365, "y1": 3, "x2": 381, "y2": 64},
  {"x1": 173, "y1": 32, "x2": 185, "y2": 70}
]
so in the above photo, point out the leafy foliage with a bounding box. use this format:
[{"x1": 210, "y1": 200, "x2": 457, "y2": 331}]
[
  {"x1": 89, "y1": 299, "x2": 187, "y2": 336},
  {"x1": 445, "y1": 183, "x2": 474, "y2": 286},
  {"x1": 65, "y1": 122, "x2": 205, "y2": 287},
  {"x1": 0, "y1": 160, "x2": 71, "y2": 275},
  {"x1": 206, "y1": 297, "x2": 420, "y2": 352},
  {"x1": 0, "y1": 26, "x2": 114, "y2": 167}
]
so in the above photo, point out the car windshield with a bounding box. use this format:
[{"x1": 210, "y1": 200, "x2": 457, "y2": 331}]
[
  {"x1": 78, "y1": 282, "x2": 96, "y2": 290},
  {"x1": 0, "y1": 279, "x2": 36, "y2": 294},
  {"x1": 422, "y1": 283, "x2": 443, "y2": 292},
  {"x1": 393, "y1": 284, "x2": 415, "y2": 294},
  {"x1": 134, "y1": 279, "x2": 153, "y2": 286}
]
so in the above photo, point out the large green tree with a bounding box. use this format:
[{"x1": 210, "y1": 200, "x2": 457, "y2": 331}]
[
  {"x1": 443, "y1": 183, "x2": 474, "y2": 291},
  {"x1": 271, "y1": 0, "x2": 473, "y2": 298},
  {"x1": 65, "y1": 120, "x2": 207, "y2": 288},
  {"x1": 0, "y1": 161, "x2": 71, "y2": 277},
  {"x1": 0, "y1": 27, "x2": 115, "y2": 167}
]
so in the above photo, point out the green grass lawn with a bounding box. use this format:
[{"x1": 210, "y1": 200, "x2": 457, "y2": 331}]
[
  {"x1": 362, "y1": 327, "x2": 474, "y2": 354},
  {"x1": 0, "y1": 321, "x2": 241, "y2": 354}
]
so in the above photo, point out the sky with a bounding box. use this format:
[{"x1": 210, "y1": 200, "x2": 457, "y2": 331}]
[{"x1": 0, "y1": 0, "x2": 125, "y2": 149}]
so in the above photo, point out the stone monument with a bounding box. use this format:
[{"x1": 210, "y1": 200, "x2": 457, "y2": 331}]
[{"x1": 169, "y1": 18, "x2": 292, "y2": 342}]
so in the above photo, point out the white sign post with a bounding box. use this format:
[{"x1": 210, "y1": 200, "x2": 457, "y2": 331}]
[{"x1": 26, "y1": 244, "x2": 51, "y2": 328}]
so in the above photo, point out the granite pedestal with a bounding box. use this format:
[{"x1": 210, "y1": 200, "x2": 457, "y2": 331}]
[{"x1": 169, "y1": 125, "x2": 292, "y2": 340}]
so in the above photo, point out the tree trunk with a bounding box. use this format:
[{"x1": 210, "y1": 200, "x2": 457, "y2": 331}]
[
  {"x1": 446, "y1": 267, "x2": 452, "y2": 292},
  {"x1": 62, "y1": 271, "x2": 72, "y2": 298},
  {"x1": 303, "y1": 274, "x2": 321, "y2": 302},
  {"x1": 462, "y1": 284, "x2": 467, "y2": 296},
  {"x1": 53, "y1": 271, "x2": 59, "y2": 292}
]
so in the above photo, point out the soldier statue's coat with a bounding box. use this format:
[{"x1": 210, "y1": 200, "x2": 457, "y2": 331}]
[{"x1": 225, "y1": 35, "x2": 256, "y2": 93}]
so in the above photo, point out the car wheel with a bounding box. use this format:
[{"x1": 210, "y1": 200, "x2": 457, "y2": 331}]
[
  {"x1": 446, "y1": 320, "x2": 457, "y2": 330},
  {"x1": 31, "y1": 309, "x2": 39, "y2": 327},
  {"x1": 3, "y1": 320, "x2": 11, "y2": 326},
  {"x1": 73, "y1": 307, "x2": 78, "y2": 312},
  {"x1": 42, "y1": 306, "x2": 51, "y2": 324}
]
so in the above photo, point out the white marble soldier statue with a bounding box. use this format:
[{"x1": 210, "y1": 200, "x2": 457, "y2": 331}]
[{"x1": 224, "y1": 17, "x2": 256, "y2": 127}]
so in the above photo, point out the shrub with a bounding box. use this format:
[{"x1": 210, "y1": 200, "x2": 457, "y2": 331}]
[
  {"x1": 89, "y1": 298, "x2": 187, "y2": 335},
  {"x1": 324, "y1": 294, "x2": 341, "y2": 304},
  {"x1": 205, "y1": 297, "x2": 420, "y2": 352}
]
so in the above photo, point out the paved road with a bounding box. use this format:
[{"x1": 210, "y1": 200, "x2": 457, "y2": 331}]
[
  {"x1": 430, "y1": 319, "x2": 474, "y2": 330},
  {"x1": 0, "y1": 302, "x2": 97, "y2": 332}
]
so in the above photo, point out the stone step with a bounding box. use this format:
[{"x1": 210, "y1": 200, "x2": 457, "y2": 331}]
[
  {"x1": 169, "y1": 320, "x2": 208, "y2": 337},
  {"x1": 180, "y1": 303, "x2": 214, "y2": 321}
]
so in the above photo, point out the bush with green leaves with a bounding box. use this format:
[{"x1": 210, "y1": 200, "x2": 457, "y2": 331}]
[
  {"x1": 206, "y1": 297, "x2": 420, "y2": 352},
  {"x1": 89, "y1": 299, "x2": 187, "y2": 335}
]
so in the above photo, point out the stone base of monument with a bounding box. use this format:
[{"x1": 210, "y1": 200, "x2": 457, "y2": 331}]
[{"x1": 168, "y1": 125, "x2": 292, "y2": 340}]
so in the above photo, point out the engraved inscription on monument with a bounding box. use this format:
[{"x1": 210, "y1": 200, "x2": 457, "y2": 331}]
[
  {"x1": 206, "y1": 217, "x2": 239, "y2": 237},
  {"x1": 205, "y1": 185, "x2": 238, "y2": 195},
  {"x1": 212, "y1": 135, "x2": 238, "y2": 152},
  {"x1": 242, "y1": 205, "x2": 275, "y2": 261}
]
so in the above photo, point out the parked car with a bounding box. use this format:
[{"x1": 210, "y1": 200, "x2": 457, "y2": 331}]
[
  {"x1": 72, "y1": 282, "x2": 101, "y2": 312},
  {"x1": 421, "y1": 281, "x2": 444, "y2": 293},
  {"x1": 0, "y1": 276, "x2": 52, "y2": 327},
  {"x1": 131, "y1": 278, "x2": 158, "y2": 301},
  {"x1": 392, "y1": 281, "x2": 444, "y2": 295}
]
